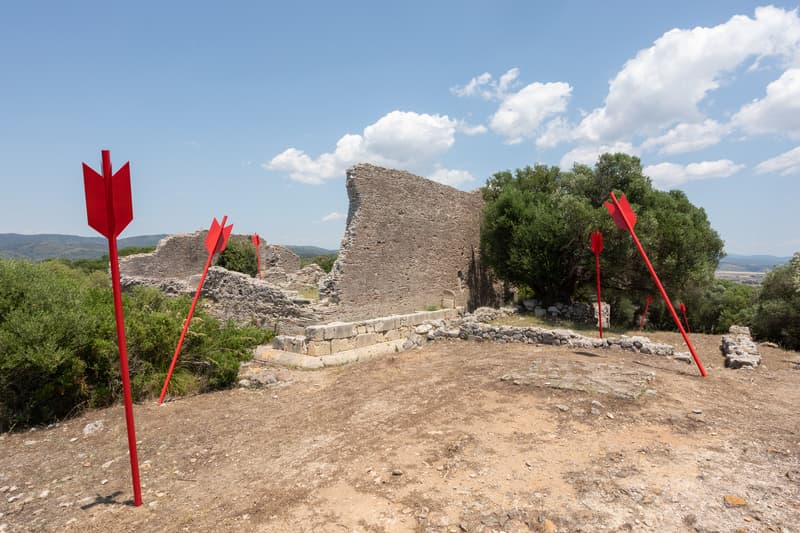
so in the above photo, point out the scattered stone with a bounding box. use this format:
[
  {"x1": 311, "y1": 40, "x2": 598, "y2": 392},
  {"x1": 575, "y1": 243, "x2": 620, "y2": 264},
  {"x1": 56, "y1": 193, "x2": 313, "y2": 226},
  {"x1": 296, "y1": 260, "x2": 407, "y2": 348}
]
[
  {"x1": 692, "y1": 409, "x2": 703, "y2": 414},
  {"x1": 82, "y1": 421, "x2": 104, "y2": 436},
  {"x1": 606, "y1": 412, "x2": 615, "y2": 419},
  {"x1": 760, "y1": 341, "x2": 779, "y2": 348},
  {"x1": 724, "y1": 495, "x2": 747, "y2": 507},
  {"x1": 556, "y1": 404, "x2": 570, "y2": 412},
  {"x1": 38, "y1": 490, "x2": 49, "y2": 499},
  {"x1": 391, "y1": 469, "x2": 403, "y2": 476},
  {"x1": 100, "y1": 480, "x2": 108, "y2": 485},
  {"x1": 672, "y1": 352, "x2": 692, "y2": 363}
]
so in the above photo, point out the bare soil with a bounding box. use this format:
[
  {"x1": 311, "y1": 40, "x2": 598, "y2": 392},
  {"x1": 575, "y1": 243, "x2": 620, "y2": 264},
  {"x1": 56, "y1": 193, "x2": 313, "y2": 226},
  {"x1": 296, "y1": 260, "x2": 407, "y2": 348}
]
[{"x1": 1, "y1": 332, "x2": 799, "y2": 532}]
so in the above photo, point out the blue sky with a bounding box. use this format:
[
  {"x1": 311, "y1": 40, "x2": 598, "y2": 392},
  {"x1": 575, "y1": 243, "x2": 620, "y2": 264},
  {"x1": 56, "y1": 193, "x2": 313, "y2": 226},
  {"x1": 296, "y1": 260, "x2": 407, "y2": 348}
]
[{"x1": 1, "y1": 1, "x2": 799, "y2": 255}]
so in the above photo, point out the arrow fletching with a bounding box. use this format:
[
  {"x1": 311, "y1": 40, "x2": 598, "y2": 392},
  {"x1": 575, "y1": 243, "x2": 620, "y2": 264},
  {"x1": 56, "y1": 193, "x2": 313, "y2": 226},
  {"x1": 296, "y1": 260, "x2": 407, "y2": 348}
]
[
  {"x1": 204, "y1": 217, "x2": 233, "y2": 255},
  {"x1": 590, "y1": 229, "x2": 603, "y2": 254},
  {"x1": 82, "y1": 157, "x2": 133, "y2": 238},
  {"x1": 604, "y1": 192, "x2": 637, "y2": 231}
]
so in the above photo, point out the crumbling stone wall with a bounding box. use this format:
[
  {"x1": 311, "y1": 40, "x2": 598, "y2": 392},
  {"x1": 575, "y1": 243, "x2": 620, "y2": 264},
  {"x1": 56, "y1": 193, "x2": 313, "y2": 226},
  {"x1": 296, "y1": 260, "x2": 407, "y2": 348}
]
[
  {"x1": 119, "y1": 232, "x2": 301, "y2": 280},
  {"x1": 320, "y1": 164, "x2": 501, "y2": 321}
]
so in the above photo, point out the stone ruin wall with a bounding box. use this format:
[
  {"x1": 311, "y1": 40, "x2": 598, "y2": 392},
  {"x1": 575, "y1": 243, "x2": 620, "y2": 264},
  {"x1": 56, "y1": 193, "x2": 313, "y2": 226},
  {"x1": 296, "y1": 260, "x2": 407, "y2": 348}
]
[{"x1": 319, "y1": 164, "x2": 502, "y2": 322}]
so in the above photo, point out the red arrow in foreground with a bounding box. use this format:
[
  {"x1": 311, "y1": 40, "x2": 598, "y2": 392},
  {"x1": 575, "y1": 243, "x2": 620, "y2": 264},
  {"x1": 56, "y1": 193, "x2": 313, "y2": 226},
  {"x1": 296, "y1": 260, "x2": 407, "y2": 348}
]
[
  {"x1": 590, "y1": 229, "x2": 604, "y2": 338},
  {"x1": 252, "y1": 233, "x2": 262, "y2": 279},
  {"x1": 638, "y1": 294, "x2": 654, "y2": 331},
  {"x1": 605, "y1": 192, "x2": 707, "y2": 377},
  {"x1": 158, "y1": 216, "x2": 233, "y2": 404},
  {"x1": 82, "y1": 150, "x2": 142, "y2": 506}
]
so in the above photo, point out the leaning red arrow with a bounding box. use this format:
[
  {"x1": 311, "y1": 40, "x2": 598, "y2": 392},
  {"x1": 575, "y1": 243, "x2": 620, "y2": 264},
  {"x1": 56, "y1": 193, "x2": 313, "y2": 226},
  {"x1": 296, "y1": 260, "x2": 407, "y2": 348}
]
[
  {"x1": 82, "y1": 150, "x2": 142, "y2": 506},
  {"x1": 252, "y1": 233, "x2": 262, "y2": 279},
  {"x1": 605, "y1": 192, "x2": 707, "y2": 377},
  {"x1": 590, "y1": 229, "x2": 604, "y2": 338},
  {"x1": 159, "y1": 216, "x2": 233, "y2": 404}
]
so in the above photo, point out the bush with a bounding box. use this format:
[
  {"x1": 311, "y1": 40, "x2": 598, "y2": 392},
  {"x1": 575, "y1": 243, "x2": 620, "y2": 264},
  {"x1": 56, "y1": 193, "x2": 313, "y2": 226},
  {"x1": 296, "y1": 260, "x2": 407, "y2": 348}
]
[
  {"x1": 216, "y1": 238, "x2": 258, "y2": 277},
  {"x1": 0, "y1": 258, "x2": 272, "y2": 431},
  {"x1": 300, "y1": 254, "x2": 337, "y2": 273},
  {"x1": 751, "y1": 253, "x2": 800, "y2": 350}
]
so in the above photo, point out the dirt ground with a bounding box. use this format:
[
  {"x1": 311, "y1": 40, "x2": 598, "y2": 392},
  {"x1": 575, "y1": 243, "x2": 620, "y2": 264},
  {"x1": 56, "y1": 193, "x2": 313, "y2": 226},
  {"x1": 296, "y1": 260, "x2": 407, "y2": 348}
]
[{"x1": 1, "y1": 332, "x2": 799, "y2": 532}]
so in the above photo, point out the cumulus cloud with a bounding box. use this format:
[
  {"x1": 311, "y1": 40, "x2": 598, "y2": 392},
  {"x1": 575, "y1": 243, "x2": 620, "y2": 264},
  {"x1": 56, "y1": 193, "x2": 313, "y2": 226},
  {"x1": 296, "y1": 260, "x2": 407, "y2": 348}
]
[
  {"x1": 559, "y1": 142, "x2": 638, "y2": 170},
  {"x1": 643, "y1": 160, "x2": 745, "y2": 189},
  {"x1": 428, "y1": 166, "x2": 475, "y2": 187},
  {"x1": 457, "y1": 121, "x2": 488, "y2": 135},
  {"x1": 640, "y1": 120, "x2": 729, "y2": 155},
  {"x1": 574, "y1": 6, "x2": 800, "y2": 143},
  {"x1": 265, "y1": 111, "x2": 459, "y2": 184},
  {"x1": 755, "y1": 145, "x2": 800, "y2": 175},
  {"x1": 321, "y1": 212, "x2": 345, "y2": 222},
  {"x1": 489, "y1": 82, "x2": 573, "y2": 144},
  {"x1": 450, "y1": 68, "x2": 520, "y2": 100},
  {"x1": 732, "y1": 68, "x2": 800, "y2": 137}
]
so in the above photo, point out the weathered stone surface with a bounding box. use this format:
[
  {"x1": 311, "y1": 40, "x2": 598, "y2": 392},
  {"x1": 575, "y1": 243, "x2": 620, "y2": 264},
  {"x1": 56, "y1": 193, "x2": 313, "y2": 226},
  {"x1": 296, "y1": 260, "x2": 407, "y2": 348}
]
[
  {"x1": 721, "y1": 325, "x2": 761, "y2": 369},
  {"x1": 318, "y1": 164, "x2": 502, "y2": 321},
  {"x1": 272, "y1": 335, "x2": 306, "y2": 354},
  {"x1": 331, "y1": 337, "x2": 357, "y2": 352},
  {"x1": 306, "y1": 340, "x2": 331, "y2": 356}
]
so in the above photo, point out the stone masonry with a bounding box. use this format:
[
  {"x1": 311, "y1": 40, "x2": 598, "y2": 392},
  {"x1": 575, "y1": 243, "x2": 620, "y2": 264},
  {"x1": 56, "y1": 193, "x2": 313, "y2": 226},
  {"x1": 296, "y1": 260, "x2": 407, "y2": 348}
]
[{"x1": 319, "y1": 164, "x2": 502, "y2": 321}]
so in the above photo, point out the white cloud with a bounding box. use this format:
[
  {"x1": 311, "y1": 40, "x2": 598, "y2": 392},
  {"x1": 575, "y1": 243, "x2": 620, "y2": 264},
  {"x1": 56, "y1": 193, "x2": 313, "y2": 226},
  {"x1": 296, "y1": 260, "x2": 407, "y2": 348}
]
[
  {"x1": 755, "y1": 145, "x2": 800, "y2": 175},
  {"x1": 457, "y1": 121, "x2": 488, "y2": 135},
  {"x1": 641, "y1": 119, "x2": 729, "y2": 155},
  {"x1": 489, "y1": 82, "x2": 572, "y2": 144},
  {"x1": 536, "y1": 117, "x2": 575, "y2": 148},
  {"x1": 732, "y1": 68, "x2": 800, "y2": 136},
  {"x1": 450, "y1": 68, "x2": 520, "y2": 100},
  {"x1": 574, "y1": 6, "x2": 800, "y2": 143},
  {"x1": 428, "y1": 166, "x2": 475, "y2": 187},
  {"x1": 265, "y1": 110, "x2": 459, "y2": 184},
  {"x1": 321, "y1": 211, "x2": 345, "y2": 222},
  {"x1": 644, "y1": 160, "x2": 745, "y2": 189},
  {"x1": 559, "y1": 142, "x2": 638, "y2": 169}
]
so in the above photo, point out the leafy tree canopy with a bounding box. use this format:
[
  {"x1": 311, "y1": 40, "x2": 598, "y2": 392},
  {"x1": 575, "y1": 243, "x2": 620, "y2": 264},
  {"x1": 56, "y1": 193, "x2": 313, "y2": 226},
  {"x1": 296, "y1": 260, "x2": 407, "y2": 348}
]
[{"x1": 481, "y1": 153, "x2": 724, "y2": 325}]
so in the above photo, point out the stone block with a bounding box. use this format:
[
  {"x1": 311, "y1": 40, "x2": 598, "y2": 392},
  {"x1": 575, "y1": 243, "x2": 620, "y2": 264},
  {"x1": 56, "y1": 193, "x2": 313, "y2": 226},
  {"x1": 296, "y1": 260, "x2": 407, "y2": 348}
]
[
  {"x1": 304, "y1": 325, "x2": 326, "y2": 341},
  {"x1": 306, "y1": 340, "x2": 331, "y2": 356},
  {"x1": 323, "y1": 322, "x2": 356, "y2": 340},
  {"x1": 355, "y1": 332, "x2": 381, "y2": 348},
  {"x1": 331, "y1": 337, "x2": 357, "y2": 353},
  {"x1": 272, "y1": 335, "x2": 307, "y2": 354},
  {"x1": 382, "y1": 328, "x2": 403, "y2": 341}
]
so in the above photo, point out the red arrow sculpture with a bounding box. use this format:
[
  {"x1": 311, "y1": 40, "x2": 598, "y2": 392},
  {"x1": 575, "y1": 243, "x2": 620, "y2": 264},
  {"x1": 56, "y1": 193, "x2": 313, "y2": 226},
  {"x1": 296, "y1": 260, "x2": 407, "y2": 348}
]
[
  {"x1": 590, "y1": 229, "x2": 604, "y2": 338},
  {"x1": 605, "y1": 192, "x2": 707, "y2": 377},
  {"x1": 82, "y1": 150, "x2": 142, "y2": 506},
  {"x1": 638, "y1": 294, "x2": 654, "y2": 331},
  {"x1": 252, "y1": 233, "x2": 262, "y2": 279},
  {"x1": 158, "y1": 216, "x2": 233, "y2": 404},
  {"x1": 679, "y1": 303, "x2": 691, "y2": 333}
]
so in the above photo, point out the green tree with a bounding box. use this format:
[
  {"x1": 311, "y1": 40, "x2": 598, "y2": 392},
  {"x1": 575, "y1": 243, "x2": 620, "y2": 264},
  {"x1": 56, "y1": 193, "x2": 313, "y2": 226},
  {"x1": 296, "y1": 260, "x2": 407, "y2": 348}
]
[
  {"x1": 216, "y1": 238, "x2": 258, "y2": 277},
  {"x1": 751, "y1": 252, "x2": 800, "y2": 349},
  {"x1": 481, "y1": 154, "x2": 724, "y2": 326}
]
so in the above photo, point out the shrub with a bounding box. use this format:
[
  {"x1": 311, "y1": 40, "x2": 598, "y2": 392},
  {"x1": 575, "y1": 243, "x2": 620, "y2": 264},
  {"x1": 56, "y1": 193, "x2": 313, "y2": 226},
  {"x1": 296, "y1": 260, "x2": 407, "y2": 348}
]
[
  {"x1": 0, "y1": 258, "x2": 272, "y2": 431},
  {"x1": 751, "y1": 253, "x2": 800, "y2": 350},
  {"x1": 216, "y1": 238, "x2": 258, "y2": 277},
  {"x1": 300, "y1": 254, "x2": 337, "y2": 273}
]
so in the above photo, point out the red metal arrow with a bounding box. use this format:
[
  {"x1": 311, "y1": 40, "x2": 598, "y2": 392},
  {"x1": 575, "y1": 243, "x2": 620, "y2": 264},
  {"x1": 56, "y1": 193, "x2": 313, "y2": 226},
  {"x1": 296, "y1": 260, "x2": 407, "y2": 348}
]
[
  {"x1": 82, "y1": 150, "x2": 142, "y2": 507},
  {"x1": 679, "y1": 302, "x2": 691, "y2": 333},
  {"x1": 159, "y1": 216, "x2": 233, "y2": 404},
  {"x1": 605, "y1": 192, "x2": 707, "y2": 377},
  {"x1": 638, "y1": 294, "x2": 654, "y2": 331},
  {"x1": 590, "y1": 229, "x2": 604, "y2": 338},
  {"x1": 252, "y1": 233, "x2": 262, "y2": 279}
]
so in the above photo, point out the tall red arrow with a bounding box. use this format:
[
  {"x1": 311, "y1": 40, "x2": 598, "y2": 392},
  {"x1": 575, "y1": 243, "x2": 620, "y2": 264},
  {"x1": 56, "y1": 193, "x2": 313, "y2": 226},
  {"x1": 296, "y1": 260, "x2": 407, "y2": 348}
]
[
  {"x1": 252, "y1": 233, "x2": 262, "y2": 279},
  {"x1": 605, "y1": 192, "x2": 707, "y2": 377},
  {"x1": 158, "y1": 216, "x2": 233, "y2": 404},
  {"x1": 590, "y1": 229, "x2": 604, "y2": 338},
  {"x1": 82, "y1": 150, "x2": 142, "y2": 506}
]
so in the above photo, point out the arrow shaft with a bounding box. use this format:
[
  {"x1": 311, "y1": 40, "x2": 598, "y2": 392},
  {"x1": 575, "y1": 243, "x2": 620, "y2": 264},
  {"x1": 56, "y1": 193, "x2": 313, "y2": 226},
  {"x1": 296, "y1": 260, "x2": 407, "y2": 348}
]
[
  {"x1": 595, "y1": 252, "x2": 603, "y2": 339},
  {"x1": 107, "y1": 230, "x2": 143, "y2": 506},
  {"x1": 610, "y1": 194, "x2": 706, "y2": 377},
  {"x1": 639, "y1": 299, "x2": 651, "y2": 331}
]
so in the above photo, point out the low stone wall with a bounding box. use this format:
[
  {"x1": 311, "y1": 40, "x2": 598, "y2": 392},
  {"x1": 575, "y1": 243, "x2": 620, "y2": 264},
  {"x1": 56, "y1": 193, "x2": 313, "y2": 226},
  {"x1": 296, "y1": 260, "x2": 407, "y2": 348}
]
[
  {"x1": 720, "y1": 325, "x2": 761, "y2": 369},
  {"x1": 521, "y1": 299, "x2": 611, "y2": 329},
  {"x1": 272, "y1": 308, "x2": 462, "y2": 355}
]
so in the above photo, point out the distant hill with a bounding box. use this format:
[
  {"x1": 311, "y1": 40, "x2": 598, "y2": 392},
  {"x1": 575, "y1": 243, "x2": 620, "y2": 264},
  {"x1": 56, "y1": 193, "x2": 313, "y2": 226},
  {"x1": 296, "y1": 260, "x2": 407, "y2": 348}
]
[
  {"x1": 0, "y1": 233, "x2": 167, "y2": 261},
  {"x1": 718, "y1": 254, "x2": 792, "y2": 273},
  {"x1": 284, "y1": 245, "x2": 338, "y2": 257}
]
